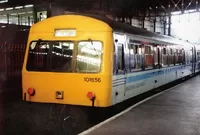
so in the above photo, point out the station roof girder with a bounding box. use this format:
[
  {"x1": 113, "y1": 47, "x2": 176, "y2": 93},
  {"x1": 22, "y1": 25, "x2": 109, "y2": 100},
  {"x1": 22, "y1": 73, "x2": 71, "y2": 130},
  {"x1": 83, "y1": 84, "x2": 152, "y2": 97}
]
[{"x1": 0, "y1": 0, "x2": 199, "y2": 17}]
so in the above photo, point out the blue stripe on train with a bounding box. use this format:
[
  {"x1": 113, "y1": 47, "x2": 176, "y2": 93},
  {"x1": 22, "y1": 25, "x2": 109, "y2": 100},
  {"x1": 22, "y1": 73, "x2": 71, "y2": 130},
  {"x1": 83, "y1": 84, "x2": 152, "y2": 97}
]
[
  {"x1": 113, "y1": 64, "x2": 192, "y2": 85},
  {"x1": 126, "y1": 71, "x2": 164, "y2": 83}
]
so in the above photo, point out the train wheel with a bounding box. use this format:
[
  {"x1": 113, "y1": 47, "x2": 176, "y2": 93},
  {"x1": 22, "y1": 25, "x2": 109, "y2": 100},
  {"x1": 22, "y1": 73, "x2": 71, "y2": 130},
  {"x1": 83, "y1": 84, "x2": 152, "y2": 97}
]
[{"x1": 57, "y1": 105, "x2": 89, "y2": 135}]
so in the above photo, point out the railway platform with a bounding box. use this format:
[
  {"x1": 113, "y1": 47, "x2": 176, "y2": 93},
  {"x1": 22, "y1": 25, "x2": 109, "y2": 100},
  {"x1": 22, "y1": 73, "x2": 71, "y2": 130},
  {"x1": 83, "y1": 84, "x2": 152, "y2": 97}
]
[{"x1": 80, "y1": 75, "x2": 200, "y2": 135}]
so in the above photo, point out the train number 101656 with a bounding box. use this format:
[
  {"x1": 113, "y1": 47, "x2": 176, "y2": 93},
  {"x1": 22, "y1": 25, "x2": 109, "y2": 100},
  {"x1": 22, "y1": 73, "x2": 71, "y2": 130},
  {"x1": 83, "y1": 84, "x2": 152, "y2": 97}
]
[{"x1": 84, "y1": 77, "x2": 101, "y2": 83}]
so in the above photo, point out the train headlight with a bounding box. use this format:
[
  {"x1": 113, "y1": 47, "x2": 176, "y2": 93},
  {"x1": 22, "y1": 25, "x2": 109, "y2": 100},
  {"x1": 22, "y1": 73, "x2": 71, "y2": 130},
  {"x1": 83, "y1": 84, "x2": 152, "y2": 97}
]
[
  {"x1": 56, "y1": 91, "x2": 64, "y2": 99},
  {"x1": 27, "y1": 88, "x2": 35, "y2": 96}
]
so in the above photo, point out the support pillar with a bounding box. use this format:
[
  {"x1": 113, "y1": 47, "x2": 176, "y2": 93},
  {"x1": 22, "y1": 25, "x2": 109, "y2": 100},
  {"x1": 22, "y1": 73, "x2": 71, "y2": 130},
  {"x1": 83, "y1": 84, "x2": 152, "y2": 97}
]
[
  {"x1": 196, "y1": 0, "x2": 199, "y2": 11},
  {"x1": 153, "y1": 19, "x2": 156, "y2": 32},
  {"x1": 28, "y1": 16, "x2": 30, "y2": 26},
  {"x1": 154, "y1": 7, "x2": 157, "y2": 33},
  {"x1": 33, "y1": 6, "x2": 37, "y2": 23},
  {"x1": 7, "y1": 13, "x2": 9, "y2": 24},
  {"x1": 142, "y1": 17, "x2": 145, "y2": 28},
  {"x1": 164, "y1": 20, "x2": 166, "y2": 35},
  {"x1": 168, "y1": 2, "x2": 172, "y2": 36},
  {"x1": 18, "y1": 15, "x2": 20, "y2": 25},
  {"x1": 182, "y1": 0, "x2": 185, "y2": 13}
]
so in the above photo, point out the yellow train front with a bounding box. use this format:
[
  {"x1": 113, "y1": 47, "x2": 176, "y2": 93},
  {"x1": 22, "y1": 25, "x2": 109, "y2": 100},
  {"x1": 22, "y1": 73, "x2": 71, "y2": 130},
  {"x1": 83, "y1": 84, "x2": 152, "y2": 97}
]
[{"x1": 22, "y1": 15, "x2": 114, "y2": 108}]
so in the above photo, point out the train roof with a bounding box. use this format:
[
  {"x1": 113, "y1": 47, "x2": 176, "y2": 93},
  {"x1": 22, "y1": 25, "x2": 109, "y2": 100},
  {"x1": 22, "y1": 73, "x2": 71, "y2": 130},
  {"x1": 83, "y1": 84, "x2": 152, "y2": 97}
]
[{"x1": 65, "y1": 13, "x2": 193, "y2": 46}]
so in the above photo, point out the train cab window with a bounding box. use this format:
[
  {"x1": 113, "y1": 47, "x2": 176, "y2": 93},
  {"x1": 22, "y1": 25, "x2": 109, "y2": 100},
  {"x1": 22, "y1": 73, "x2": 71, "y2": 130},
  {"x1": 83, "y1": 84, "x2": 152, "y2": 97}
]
[
  {"x1": 76, "y1": 41, "x2": 102, "y2": 73},
  {"x1": 144, "y1": 45, "x2": 153, "y2": 69},
  {"x1": 26, "y1": 41, "x2": 49, "y2": 71},
  {"x1": 117, "y1": 43, "x2": 124, "y2": 72},
  {"x1": 51, "y1": 42, "x2": 74, "y2": 72},
  {"x1": 129, "y1": 44, "x2": 144, "y2": 71}
]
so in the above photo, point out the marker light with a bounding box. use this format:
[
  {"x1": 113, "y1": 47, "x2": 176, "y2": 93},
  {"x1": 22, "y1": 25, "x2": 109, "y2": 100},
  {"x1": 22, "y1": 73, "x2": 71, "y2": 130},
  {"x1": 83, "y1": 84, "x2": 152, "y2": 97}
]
[
  {"x1": 27, "y1": 88, "x2": 35, "y2": 96},
  {"x1": 87, "y1": 92, "x2": 95, "y2": 100}
]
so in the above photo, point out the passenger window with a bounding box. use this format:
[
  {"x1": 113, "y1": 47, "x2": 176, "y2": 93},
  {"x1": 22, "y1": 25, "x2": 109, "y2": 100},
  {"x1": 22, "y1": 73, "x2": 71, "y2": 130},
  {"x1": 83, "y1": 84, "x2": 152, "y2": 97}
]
[
  {"x1": 144, "y1": 45, "x2": 154, "y2": 69},
  {"x1": 185, "y1": 50, "x2": 192, "y2": 64},
  {"x1": 117, "y1": 43, "x2": 124, "y2": 72},
  {"x1": 154, "y1": 47, "x2": 159, "y2": 67},
  {"x1": 175, "y1": 49, "x2": 179, "y2": 65},
  {"x1": 197, "y1": 51, "x2": 200, "y2": 62},
  {"x1": 129, "y1": 44, "x2": 144, "y2": 71},
  {"x1": 129, "y1": 44, "x2": 134, "y2": 70},
  {"x1": 189, "y1": 50, "x2": 193, "y2": 63},
  {"x1": 168, "y1": 48, "x2": 174, "y2": 65},
  {"x1": 162, "y1": 47, "x2": 168, "y2": 66},
  {"x1": 182, "y1": 49, "x2": 185, "y2": 64},
  {"x1": 185, "y1": 51, "x2": 189, "y2": 64},
  {"x1": 113, "y1": 43, "x2": 117, "y2": 73},
  {"x1": 178, "y1": 49, "x2": 184, "y2": 64}
]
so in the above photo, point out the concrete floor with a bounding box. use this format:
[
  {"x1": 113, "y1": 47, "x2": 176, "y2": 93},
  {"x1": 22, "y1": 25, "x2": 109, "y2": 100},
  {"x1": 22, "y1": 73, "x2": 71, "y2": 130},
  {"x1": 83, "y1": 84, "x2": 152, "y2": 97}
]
[{"x1": 86, "y1": 75, "x2": 200, "y2": 135}]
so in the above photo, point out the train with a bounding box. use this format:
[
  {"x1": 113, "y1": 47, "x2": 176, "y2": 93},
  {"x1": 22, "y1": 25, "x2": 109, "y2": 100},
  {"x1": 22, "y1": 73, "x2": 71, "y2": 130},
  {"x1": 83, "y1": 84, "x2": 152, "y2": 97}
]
[{"x1": 22, "y1": 13, "x2": 200, "y2": 134}]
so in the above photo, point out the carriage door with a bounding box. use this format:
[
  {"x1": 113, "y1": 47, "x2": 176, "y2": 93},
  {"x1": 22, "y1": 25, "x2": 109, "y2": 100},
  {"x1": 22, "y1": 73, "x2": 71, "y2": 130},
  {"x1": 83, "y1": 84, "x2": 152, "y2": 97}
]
[
  {"x1": 153, "y1": 46, "x2": 162, "y2": 89},
  {"x1": 112, "y1": 34, "x2": 126, "y2": 104}
]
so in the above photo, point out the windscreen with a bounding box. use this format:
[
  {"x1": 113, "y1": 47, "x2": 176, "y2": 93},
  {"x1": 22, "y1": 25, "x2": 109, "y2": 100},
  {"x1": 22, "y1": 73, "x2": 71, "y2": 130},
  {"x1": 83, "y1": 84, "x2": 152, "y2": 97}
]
[
  {"x1": 26, "y1": 40, "x2": 103, "y2": 73},
  {"x1": 76, "y1": 41, "x2": 102, "y2": 73},
  {"x1": 26, "y1": 41, "x2": 74, "y2": 72}
]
